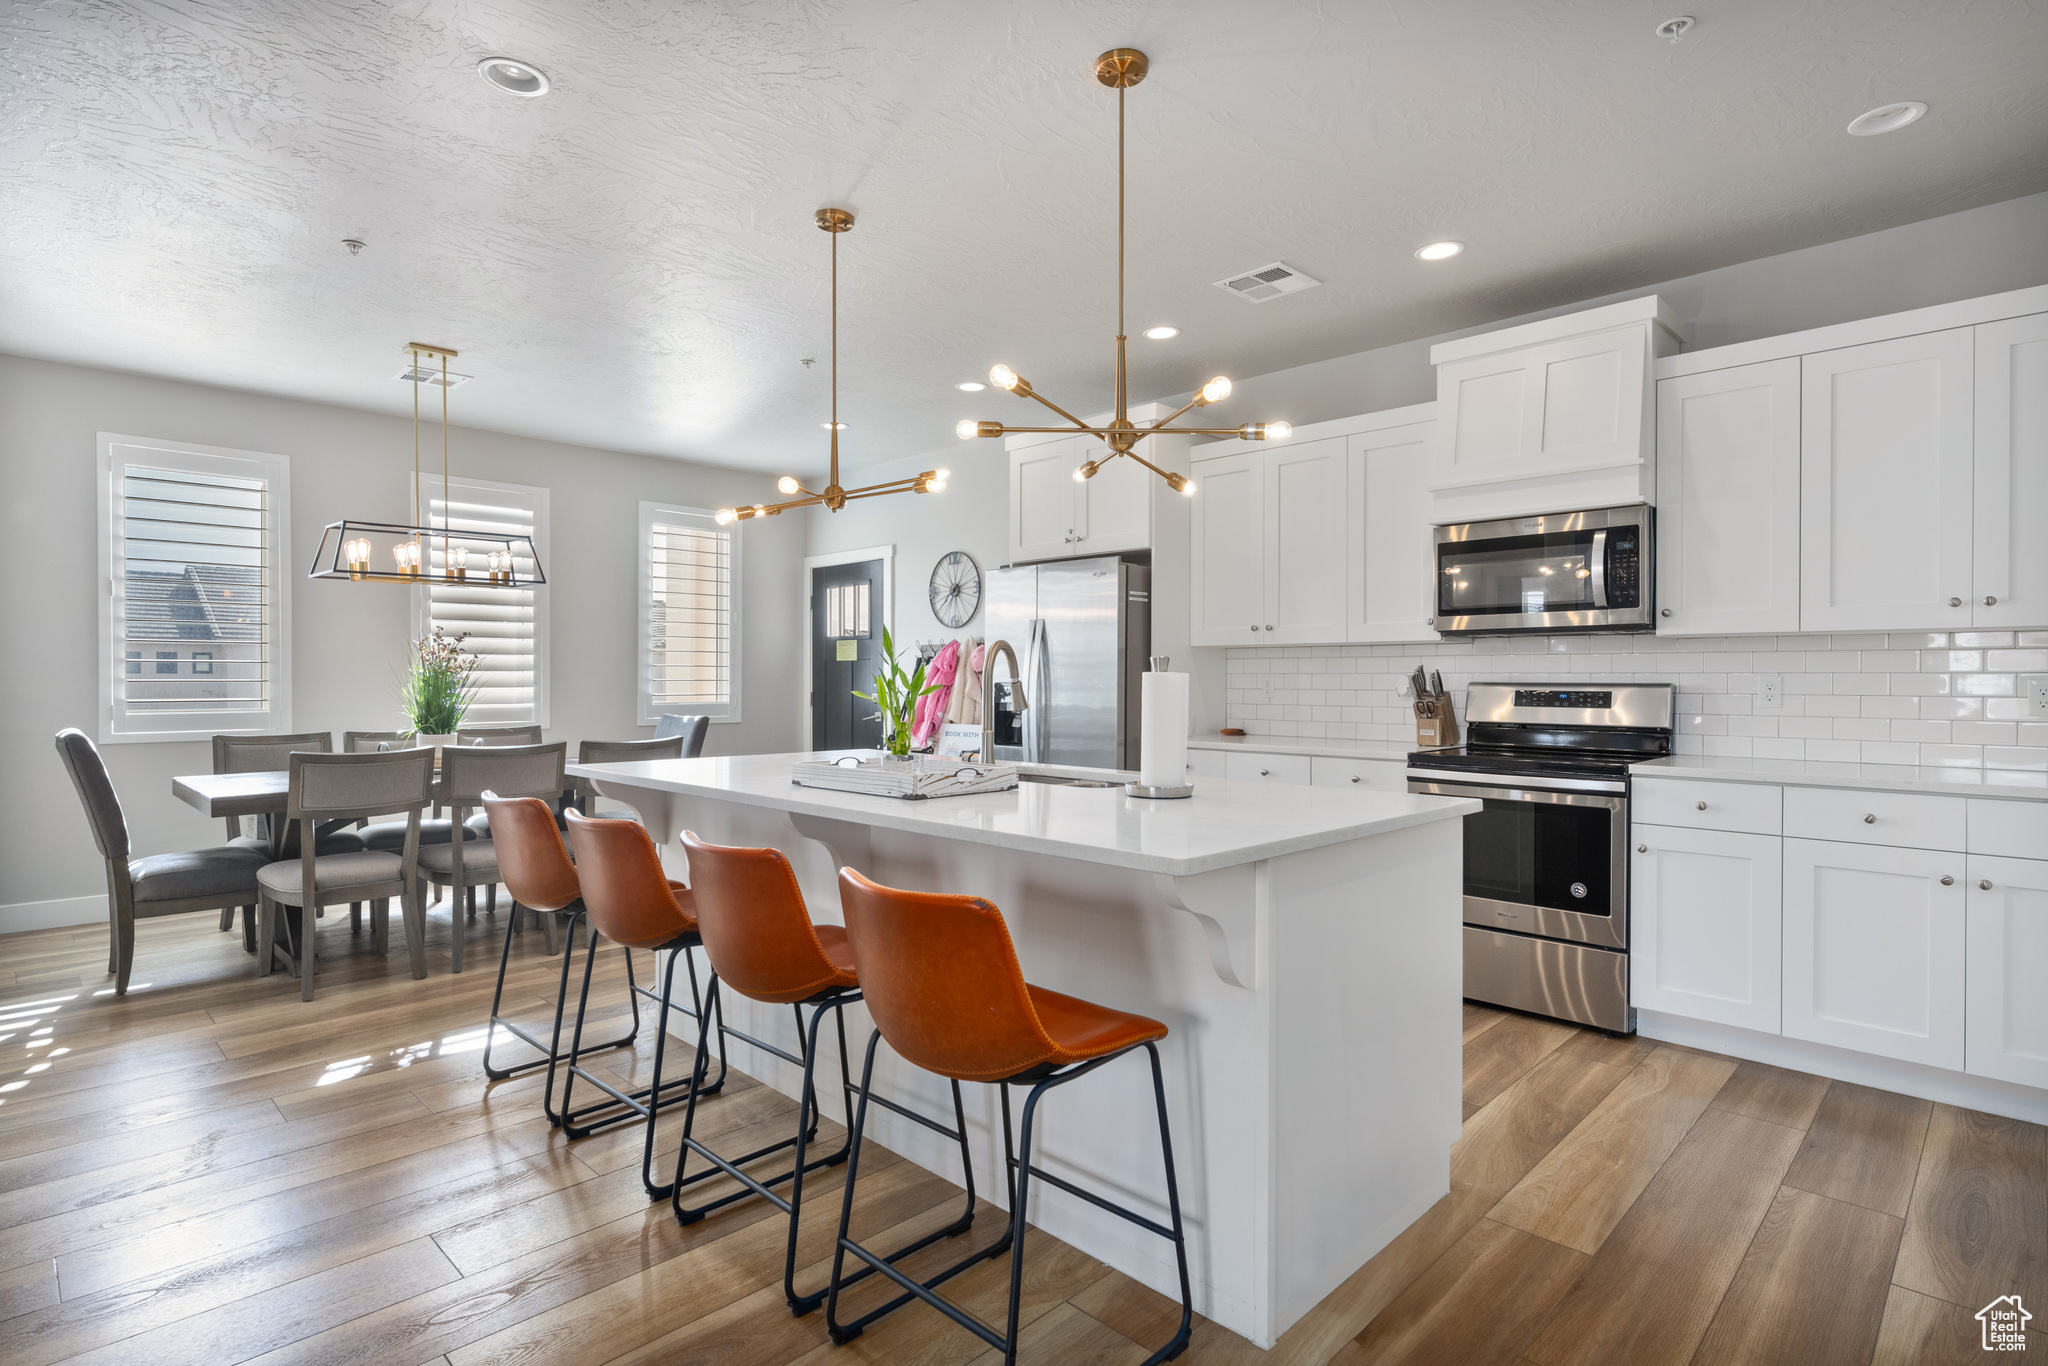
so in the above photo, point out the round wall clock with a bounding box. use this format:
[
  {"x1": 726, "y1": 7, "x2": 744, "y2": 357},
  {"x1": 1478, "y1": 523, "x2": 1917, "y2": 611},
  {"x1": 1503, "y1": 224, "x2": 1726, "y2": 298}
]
[{"x1": 928, "y1": 550, "x2": 981, "y2": 628}]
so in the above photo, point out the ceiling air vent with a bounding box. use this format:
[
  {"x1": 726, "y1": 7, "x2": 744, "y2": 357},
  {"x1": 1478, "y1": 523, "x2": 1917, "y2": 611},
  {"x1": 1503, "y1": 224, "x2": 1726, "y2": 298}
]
[
  {"x1": 1212, "y1": 262, "x2": 1321, "y2": 304},
  {"x1": 394, "y1": 364, "x2": 473, "y2": 388}
]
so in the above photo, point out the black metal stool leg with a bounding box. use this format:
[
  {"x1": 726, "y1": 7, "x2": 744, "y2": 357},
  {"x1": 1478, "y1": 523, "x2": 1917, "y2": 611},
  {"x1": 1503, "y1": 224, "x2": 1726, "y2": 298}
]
[{"x1": 560, "y1": 939, "x2": 724, "y2": 1142}]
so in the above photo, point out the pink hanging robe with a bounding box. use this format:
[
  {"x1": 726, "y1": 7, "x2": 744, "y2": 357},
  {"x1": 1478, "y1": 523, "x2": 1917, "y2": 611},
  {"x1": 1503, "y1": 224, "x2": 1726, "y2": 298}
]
[{"x1": 912, "y1": 639, "x2": 961, "y2": 751}]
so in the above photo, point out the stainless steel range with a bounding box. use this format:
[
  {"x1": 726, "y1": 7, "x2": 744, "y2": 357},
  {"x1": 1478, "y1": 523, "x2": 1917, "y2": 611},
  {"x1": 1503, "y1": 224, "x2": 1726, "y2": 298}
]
[{"x1": 1407, "y1": 682, "x2": 1675, "y2": 1033}]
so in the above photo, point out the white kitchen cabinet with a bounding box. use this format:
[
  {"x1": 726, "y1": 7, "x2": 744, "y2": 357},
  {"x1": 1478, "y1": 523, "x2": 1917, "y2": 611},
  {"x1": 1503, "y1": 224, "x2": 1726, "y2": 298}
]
[
  {"x1": 1008, "y1": 432, "x2": 1152, "y2": 563},
  {"x1": 1225, "y1": 751, "x2": 1312, "y2": 784},
  {"x1": 1189, "y1": 438, "x2": 1347, "y2": 645},
  {"x1": 1972, "y1": 311, "x2": 2048, "y2": 628},
  {"x1": 1965, "y1": 853, "x2": 2048, "y2": 1090},
  {"x1": 1266, "y1": 437, "x2": 1349, "y2": 643},
  {"x1": 1310, "y1": 755, "x2": 1408, "y2": 793},
  {"x1": 1631, "y1": 825, "x2": 1782, "y2": 1033},
  {"x1": 1428, "y1": 297, "x2": 1682, "y2": 522},
  {"x1": 1654, "y1": 359, "x2": 1802, "y2": 636},
  {"x1": 1782, "y1": 837, "x2": 1966, "y2": 1069},
  {"x1": 1190, "y1": 450, "x2": 1265, "y2": 644},
  {"x1": 1799, "y1": 328, "x2": 1976, "y2": 632},
  {"x1": 1346, "y1": 416, "x2": 1439, "y2": 642},
  {"x1": 1186, "y1": 748, "x2": 1228, "y2": 780}
]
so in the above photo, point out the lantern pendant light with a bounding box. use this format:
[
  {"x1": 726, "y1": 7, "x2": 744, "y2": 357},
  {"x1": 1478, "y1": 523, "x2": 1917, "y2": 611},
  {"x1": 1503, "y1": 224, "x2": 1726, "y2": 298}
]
[
  {"x1": 716, "y1": 210, "x2": 947, "y2": 524},
  {"x1": 957, "y1": 49, "x2": 1292, "y2": 497},
  {"x1": 309, "y1": 343, "x2": 546, "y2": 587}
]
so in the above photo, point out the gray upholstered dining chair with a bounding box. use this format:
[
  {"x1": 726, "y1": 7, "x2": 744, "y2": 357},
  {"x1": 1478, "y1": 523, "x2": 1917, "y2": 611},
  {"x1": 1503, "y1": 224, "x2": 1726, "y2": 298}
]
[
  {"x1": 568, "y1": 735, "x2": 687, "y2": 817},
  {"x1": 422, "y1": 741, "x2": 568, "y2": 974},
  {"x1": 54, "y1": 728, "x2": 271, "y2": 995},
  {"x1": 212, "y1": 730, "x2": 365, "y2": 938},
  {"x1": 457, "y1": 724, "x2": 545, "y2": 746},
  {"x1": 653, "y1": 714, "x2": 710, "y2": 756},
  {"x1": 256, "y1": 747, "x2": 436, "y2": 1001},
  {"x1": 342, "y1": 729, "x2": 414, "y2": 753}
]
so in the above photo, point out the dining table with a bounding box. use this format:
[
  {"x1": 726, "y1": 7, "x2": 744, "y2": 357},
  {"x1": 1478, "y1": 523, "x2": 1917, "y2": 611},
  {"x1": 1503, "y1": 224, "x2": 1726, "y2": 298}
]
[{"x1": 171, "y1": 770, "x2": 447, "y2": 858}]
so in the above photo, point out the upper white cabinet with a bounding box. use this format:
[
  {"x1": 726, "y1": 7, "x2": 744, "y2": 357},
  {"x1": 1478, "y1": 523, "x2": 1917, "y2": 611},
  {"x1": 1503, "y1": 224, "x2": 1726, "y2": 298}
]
[
  {"x1": 1347, "y1": 412, "x2": 1439, "y2": 642},
  {"x1": 1429, "y1": 296, "x2": 1683, "y2": 523},
  {"x1": 1973, "y1": 311, "x2": 2048, "y2": 628},
  {"x1": 1782, "y1": 836, "x2": 1966, "y2": 1070},
  {"x1": 1654, "y1": 359, "x2": 1802, "y2": 636},
  {"x1": 1799, "y1": 328, "x2": 1976, "y2": 632},
  {"x1": 1007, "y1": 409, "x2": 1190, "y2": 564},
  {"x1": 1190, "y1": 436, "x2": 1347, "y2": 644}
]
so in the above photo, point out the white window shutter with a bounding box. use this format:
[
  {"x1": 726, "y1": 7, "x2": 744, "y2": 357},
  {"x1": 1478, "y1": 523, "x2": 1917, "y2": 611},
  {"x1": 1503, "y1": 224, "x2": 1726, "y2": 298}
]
[
  {"x1": 639, "y1": 502, "x2": 739, "y2": 724},
  {"x1": 418, "y1": 478, "x2": 550, "y2": 728}
]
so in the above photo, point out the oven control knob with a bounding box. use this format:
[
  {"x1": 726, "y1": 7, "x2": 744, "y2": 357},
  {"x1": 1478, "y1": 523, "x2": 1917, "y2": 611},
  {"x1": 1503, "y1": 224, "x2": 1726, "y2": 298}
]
[
  {"x1": 1940, "y1": 876, "x2": 1955, "y2": 886},
  {"x1": 1637, "y1": 844, "x2": 1647, "y2": 853},
  {"x1": 1864, "y1": 813, "x2": 1877, "y2": 824},
  {"x1": 1697, "y1": 800, "x2": 1707, "y2": 810}
]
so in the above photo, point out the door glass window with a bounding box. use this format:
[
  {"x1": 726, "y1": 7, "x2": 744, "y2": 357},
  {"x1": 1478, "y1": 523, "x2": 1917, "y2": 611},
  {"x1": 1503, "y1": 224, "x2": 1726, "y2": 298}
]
[{"x1": 824, "y1": 583, "x2": 870, "y2": 638}]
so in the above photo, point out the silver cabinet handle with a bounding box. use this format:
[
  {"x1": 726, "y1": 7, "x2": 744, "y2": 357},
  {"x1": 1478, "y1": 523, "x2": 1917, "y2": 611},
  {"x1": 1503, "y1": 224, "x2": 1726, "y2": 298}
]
[
  {"x1": 1949, "y1": 597, "x2": 1963, "y2": 607},
  {"x1": 1984, "y1": 595, "x2": 1998, "y2": 606},
  {"x1": 1697, "y1": 800, "x2": 1708, "y2": 810},
  {"x1": 1661, "y1": 608, "x2": 1673, "y2": 617},
  {"x1": 1259, "y1": 768, "x2": 1270, "y2": 776},
  {"x1": 1940, "y1": 875, "x2": 1954, "y2": 886},
  {"x1": 1249, "y1": 625, "x2": 1258, "y2": 632},
  {"x1": 1265, "y1": 624, "x2": 1274, "y2": 631},
  {"x1": 1864, "y1": 813, "x2": 1877, "y2": 824},
  {"x1": 1349, "y1": 775, "x2": 1360, "y2": 783},
  {"x1": 1980, "y1": 879, "x2": 1993, "y2": 890},
  {"x1": 1426, "y1": 616, "x2": 1436, "y2": 625},
  {"x1": 1637, "y1": 844, "x2": 1648, "y2": 853}
]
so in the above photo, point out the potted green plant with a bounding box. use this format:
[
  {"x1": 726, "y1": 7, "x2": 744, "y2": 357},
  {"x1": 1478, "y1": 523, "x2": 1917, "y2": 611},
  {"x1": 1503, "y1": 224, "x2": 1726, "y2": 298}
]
[
  {"x1": 398, "y1": 628, "x2": 480, "y2": 754},
  {"x1": 853, "y1": 626, "x2": 938, "y2": 760}
]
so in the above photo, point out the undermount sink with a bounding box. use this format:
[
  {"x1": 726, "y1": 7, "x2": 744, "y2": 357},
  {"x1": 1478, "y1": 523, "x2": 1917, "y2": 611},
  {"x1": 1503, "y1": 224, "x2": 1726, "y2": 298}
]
[{"x1": 1017, "y1": 772, "x2": 1123, "y2": 789}]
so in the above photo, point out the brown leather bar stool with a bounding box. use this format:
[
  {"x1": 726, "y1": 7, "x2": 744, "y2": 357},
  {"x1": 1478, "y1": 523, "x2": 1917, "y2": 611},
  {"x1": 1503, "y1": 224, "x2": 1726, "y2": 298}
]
[
  {"x1": 826, "y1": 868, "x2": 1193, "y2": 1365},
  {"x1": 558, "y1": 809, "x2": 727, "y2": 1189},
  {"x1": 477, "y1": 791, "x2": 644, "y2": 1101},
  {"x1": 671, "y1": 833, "x2": 979, "y2": 1314}
]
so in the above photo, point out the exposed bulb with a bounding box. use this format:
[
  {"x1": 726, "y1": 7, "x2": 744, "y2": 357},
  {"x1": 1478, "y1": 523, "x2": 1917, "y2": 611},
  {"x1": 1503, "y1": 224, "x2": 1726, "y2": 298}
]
[
  {"x1": 1201, "y1": 376, "x2": 1232, "y2": 404},
  {"x1": 956, "y1": 419, "x2": 978, "y2": 440},
  {"x1": 1166, "y1": 472, "x2": 1195, "y2": 497},
  {"x1": 1267, "y1": 421, "x2": 1292, "y2": 441},
  {"x1": 989, "y1": 364, "x2": 1020, "y2": 392},
  {"x1": 776, "y1": 476, "x2": 801, "y2": 495},
  {"x1": 715, "y1": 508, "x2": 738, "y2": 525},
  {"x1": 451, "y1": 545, "x2": 469, "y2": 568}
]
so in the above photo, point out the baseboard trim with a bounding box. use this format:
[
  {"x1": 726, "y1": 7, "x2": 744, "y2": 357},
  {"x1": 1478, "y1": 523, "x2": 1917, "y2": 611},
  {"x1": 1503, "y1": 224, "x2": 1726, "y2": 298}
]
[
  {"x1": 0, "y1": 894, "x2": 108, "y2": 935},
  {"x1": 1638, "y1": 1009, "x2": 2048, "y2": 1125}
]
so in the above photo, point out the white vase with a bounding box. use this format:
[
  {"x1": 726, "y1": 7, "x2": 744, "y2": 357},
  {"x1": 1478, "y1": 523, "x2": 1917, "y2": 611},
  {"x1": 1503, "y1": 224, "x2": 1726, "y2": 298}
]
[{"x1": 416, "y1": 732, "x2": 456, "y2": 757}]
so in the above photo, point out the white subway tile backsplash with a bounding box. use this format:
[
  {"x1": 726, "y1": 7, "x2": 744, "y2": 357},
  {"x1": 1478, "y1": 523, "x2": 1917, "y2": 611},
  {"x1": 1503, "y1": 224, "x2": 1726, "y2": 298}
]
[{"x1": 1225, "y1": 623, "x2": 2048, "y2": 771}]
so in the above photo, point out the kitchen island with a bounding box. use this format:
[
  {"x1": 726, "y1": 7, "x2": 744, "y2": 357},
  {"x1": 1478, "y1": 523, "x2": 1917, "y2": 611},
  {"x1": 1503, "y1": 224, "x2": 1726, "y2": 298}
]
[{"x1": 567, "y1": 751, "x2": 1478, "y2": 1348}]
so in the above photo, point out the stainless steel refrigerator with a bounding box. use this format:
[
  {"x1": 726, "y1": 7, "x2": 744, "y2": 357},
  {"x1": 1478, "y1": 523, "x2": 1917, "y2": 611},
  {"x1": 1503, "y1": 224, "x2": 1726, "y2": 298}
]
[{"x1": 983, "y1": 556, "x2": 1151, "y2": 771}]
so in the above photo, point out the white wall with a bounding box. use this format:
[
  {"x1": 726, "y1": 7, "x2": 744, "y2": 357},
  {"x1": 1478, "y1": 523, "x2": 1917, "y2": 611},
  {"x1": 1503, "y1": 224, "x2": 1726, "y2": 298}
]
[{"x1": 0, "y1": 354, "x2": 805, "y2": 921}]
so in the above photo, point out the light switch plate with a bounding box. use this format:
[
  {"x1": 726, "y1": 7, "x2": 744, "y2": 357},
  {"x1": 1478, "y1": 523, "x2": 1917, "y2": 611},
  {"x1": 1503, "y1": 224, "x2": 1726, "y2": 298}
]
[{"x1": 1757, "y1": 674, "x2": 1783, "y2": 710}]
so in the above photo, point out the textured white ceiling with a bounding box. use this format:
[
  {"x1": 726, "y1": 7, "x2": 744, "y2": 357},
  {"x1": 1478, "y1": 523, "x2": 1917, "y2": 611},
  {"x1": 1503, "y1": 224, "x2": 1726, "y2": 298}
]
[{"x1": 5, "y1": 0, "x2": 2047, "y2": 475}]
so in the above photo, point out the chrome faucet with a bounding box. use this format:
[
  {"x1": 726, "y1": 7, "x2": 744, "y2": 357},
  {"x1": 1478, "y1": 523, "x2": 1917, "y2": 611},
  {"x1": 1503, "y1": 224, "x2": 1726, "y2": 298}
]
[{"x1": 978, "y1": 638, "x2": 1026, "y2": 764}]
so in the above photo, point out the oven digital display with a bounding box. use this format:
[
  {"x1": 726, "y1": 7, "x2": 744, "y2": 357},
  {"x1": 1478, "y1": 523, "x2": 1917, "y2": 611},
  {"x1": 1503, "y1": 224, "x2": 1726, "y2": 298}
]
[{"x1": 1513, "y1": 689, "x2": 1612, "y2": 709}]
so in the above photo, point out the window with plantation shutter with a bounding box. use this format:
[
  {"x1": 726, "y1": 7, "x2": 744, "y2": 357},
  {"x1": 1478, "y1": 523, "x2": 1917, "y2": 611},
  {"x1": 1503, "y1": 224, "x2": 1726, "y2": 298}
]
[
  {"x1": 415, "y1": 477, "x2": 550, "y2": 728},
  {"x1": 98, "y1": 434, "x2": 293, "y2": 742},
  {"x1": 639, "y1": 501, "x2": 739, "y2": 725}
]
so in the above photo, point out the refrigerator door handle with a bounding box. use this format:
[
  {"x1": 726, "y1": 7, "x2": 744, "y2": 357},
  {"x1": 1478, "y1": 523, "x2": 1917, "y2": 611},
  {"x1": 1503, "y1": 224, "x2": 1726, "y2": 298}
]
[{"x1": 1023, "y1": 618, "x2": 1047, "y2": 763}]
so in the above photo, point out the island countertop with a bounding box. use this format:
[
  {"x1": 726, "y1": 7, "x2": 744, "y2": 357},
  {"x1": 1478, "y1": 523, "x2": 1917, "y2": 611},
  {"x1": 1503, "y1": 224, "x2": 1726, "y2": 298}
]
[{"x1": 567, "y1": 750, "x2": 1477, "y2": 878}]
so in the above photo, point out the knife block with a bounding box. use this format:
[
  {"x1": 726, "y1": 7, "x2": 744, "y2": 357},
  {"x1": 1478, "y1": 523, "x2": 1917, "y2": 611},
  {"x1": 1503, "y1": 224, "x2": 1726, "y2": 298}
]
[{"x1": 1415, "y1": 692, "x2": 1460, "y2": 748}]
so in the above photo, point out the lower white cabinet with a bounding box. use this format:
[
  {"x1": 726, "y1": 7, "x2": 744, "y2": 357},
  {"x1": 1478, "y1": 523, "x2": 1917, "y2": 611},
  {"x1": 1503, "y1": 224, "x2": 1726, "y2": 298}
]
[
  {"x1": 1782, "y1": 837, "x2": 1966, "y2": 1070},
  {"x1": 1966, "y1": 853, "x2": 2048, "y2": 1089},
  {"x1": 1186, "y1": 749, "x2": 1227, "y2": 780},
  {"x1": 1310, "y1": 755, "x2": 1407, "y2": 793},
  {"x1": 1225, "y1": 751, "x2": 1311, "y2": 785},
  {"x1": 1631, "y1": 825, "x2": 1782, "y2": 1033}
]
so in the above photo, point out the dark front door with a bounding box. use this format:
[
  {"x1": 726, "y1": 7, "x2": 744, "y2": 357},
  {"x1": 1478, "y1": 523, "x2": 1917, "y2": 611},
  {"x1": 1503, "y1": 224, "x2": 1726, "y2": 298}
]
[{"x1": 811, "y1": 559, "x2": 883, "y2": 751}]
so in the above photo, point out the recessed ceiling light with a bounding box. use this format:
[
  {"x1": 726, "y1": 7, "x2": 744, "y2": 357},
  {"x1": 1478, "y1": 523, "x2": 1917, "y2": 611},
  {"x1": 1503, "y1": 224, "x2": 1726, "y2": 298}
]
[
  {"x1": 1144, "y1": 326, "x2": 1179, "y2": 340},
  {"x1": 477, "y1": 57, "x2": 550, "y2": 97},
  {"x1": 1846, "y1": 101, "x2": 1926, "y2": 136},
  {"x1": 956, "y1": 381, "x2": 985, "y2": 391},
  {"x1": 1415, "y1": 241, "x2": 1464, "y2": 261},
  {"x1": 821, "y1": 422, "x2": 846, "y2": 429}
]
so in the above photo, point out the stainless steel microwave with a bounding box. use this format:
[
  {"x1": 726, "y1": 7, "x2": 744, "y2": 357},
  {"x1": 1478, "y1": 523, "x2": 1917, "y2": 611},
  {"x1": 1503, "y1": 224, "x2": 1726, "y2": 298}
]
[{"x1": 1432, "y1": 504, "x2": 1654, "y2": 635}]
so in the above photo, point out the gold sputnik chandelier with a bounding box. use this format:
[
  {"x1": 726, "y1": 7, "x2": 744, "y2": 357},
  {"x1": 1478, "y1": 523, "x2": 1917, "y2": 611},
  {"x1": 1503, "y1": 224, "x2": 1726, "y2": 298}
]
[
  {"x1": 956, "y1": 49, "x2": 1291, "y2": 496},
  {"x1": 716, "y1": 209, "x2": 947, "y2": 524}
]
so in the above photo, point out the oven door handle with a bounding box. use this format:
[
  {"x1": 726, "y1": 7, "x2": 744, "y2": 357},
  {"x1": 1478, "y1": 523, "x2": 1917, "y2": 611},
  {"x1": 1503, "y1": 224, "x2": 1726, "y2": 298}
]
[
  {"x1": 1408, "y1": 771, "x2": 1628, "y2": 801},
  {"x1": 1589, "y1": 529, "x2": 1609, "y2": 610}
]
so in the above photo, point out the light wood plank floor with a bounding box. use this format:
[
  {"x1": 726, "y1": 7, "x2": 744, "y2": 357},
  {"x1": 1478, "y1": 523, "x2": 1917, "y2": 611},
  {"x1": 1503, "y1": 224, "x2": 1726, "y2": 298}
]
[{"x1": 0, "y1": 908, "x2": 2040, "y2": 1365}]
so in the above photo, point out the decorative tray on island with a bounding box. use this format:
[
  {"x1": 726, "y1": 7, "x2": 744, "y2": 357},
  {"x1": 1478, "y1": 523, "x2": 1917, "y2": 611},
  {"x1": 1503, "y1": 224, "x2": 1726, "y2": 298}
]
[{"x1": 791, "y1": 755, "x2": 1020, "y2": 801}]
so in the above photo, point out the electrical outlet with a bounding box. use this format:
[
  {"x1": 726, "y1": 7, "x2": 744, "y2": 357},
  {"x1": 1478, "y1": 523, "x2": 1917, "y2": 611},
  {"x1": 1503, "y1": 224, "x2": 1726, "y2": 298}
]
[
  {"x1": 1259, "y1": 674, "x2": 1276, "y2": 704},
  {"x1": 2027, "y1": 677, "x2": 2048, "y2": 719},
  {"x1": 1757, "y1": 674, "x2": 1783, "y2": 710}
]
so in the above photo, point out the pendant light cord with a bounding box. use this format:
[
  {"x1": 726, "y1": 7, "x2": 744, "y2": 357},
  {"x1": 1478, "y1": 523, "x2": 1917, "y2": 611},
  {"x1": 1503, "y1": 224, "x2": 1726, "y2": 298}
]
[
  {"x1": 1115, "y1": 83, "x2": 1126, "y2": 425},
  {"x1": 830, "y1": 226, "x2": 840, "y2": 492},
  {"x1": 412, "y1": 347, "x2": 421, "y2": 563},
  {"x1": 441, "y1": 351, "x2": 451, "y2": 573}
]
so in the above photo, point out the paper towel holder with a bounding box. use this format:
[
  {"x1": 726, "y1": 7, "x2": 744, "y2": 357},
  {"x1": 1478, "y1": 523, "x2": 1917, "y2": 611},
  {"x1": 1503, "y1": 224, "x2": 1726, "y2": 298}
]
[{"x1": 1130, "y1": 655, "x2": 1195, "y2": 798}]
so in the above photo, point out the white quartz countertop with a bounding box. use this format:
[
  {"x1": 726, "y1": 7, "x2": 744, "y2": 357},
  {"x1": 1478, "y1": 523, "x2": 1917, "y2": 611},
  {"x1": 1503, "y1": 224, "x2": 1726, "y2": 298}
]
[
  {"x1": 568, "y1": 751, "x2": 1479, "y2": 878},
  {"x1": 1632, "y1": 755, "x2": 2048, "y2": 801},
  {"x1": 1187, "y1": 735, "x2": 1435, "y2": 762}
]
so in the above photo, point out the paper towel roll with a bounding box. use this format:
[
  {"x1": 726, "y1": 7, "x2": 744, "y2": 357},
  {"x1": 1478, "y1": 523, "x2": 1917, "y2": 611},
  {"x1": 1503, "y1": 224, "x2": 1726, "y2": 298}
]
[{"x1": 1140, "y1": 671, "x2": 1190, "y2": 789}]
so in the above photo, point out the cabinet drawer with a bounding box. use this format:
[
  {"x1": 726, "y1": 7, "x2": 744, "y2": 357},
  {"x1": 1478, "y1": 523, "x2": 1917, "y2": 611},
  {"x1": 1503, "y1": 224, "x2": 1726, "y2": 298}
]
[
  {"x1": 1968, "y1": 798, "x2": 2048, "y2": 859},
  {"x1": 1311, "y1": 756, "x2": 1407, "y2": 793},
  {"x1": 1784, "y1": 786, "x2": 1965, "y2": 852},
  {"x1": 1633, "y1": 778, "x2": 1781, "y2": 835},
  {"x1": 1185, "y1": 749, "x2": 1227, "y2": 781},
  {"x1": 1226, "y1": 752, "x2": 1312, "y2": 785}
]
